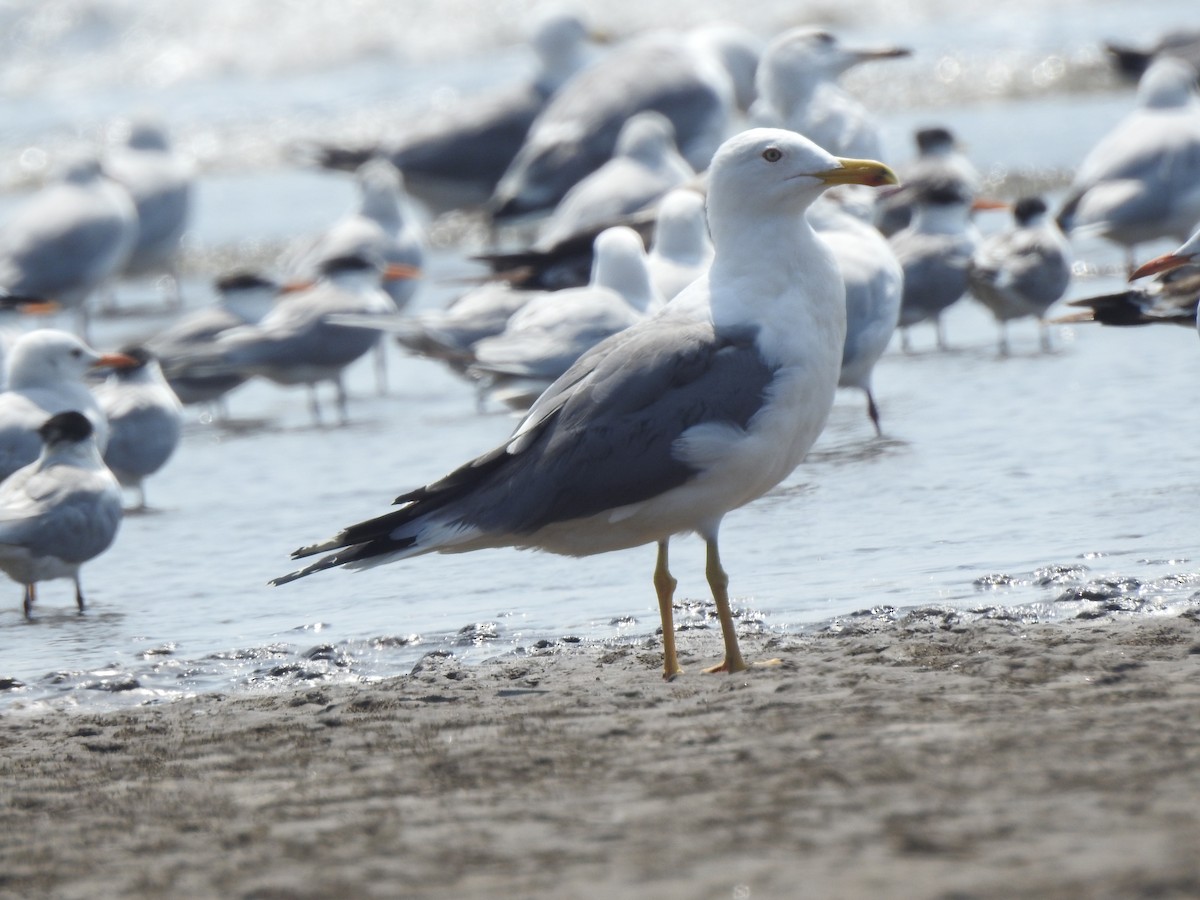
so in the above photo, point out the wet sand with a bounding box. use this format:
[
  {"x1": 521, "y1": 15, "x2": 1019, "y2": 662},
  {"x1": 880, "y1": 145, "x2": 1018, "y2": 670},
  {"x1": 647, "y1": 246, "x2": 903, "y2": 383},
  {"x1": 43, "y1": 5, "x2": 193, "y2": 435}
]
[{"x1": 3, "y1": 608, "x2": 1200, "y2": 900}]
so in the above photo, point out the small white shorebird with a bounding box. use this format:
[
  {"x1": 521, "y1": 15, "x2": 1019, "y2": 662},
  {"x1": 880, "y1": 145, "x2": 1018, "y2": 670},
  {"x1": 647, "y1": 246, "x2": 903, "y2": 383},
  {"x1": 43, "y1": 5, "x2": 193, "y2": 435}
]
[
  {"x1": 273, "y1": 128, "x2": 896, "y2": 679},
  {"x1": 93, "y1": 347, "x2": 183, "y2": 511},
  {"x1": 968, "y1": 196, "x2": 1073, "y2": 354},
  {"x1": 0, "y1": 411, "x2": 123, "y2": 619}
]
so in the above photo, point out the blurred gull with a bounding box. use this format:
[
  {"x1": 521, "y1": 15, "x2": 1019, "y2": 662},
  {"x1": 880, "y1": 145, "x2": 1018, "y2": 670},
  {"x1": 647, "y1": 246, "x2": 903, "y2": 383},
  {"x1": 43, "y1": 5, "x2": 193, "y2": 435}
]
[
  {"x1": 968, "y1": 197, "x2": 1073, "y2": 354},
  {"x1": 103, "y1": 120, "x2": 192, "y2": 305},
  {"x1": 1057, "y1": 58, "x2": 1200, "y2": 269},
  {"x1": 534, "y1": 111, "x2": 694, "y2": 250},
  {"x1": 874, "y1": 126, "x2": 981, "y2": 237},
  {"x1": 810, "y1": 194, "x2": 903, "y2": 435},
  {"x1": 92, "y1": 347, "x2": 183, "y2": 511},
  {"x1": 750, "y1": 27, "x2": 910, "y2": 160},
  {"x1": 0, "y1": 329, "x2": 137, "y2": 482},
  {"x1": 0, "y1": 154, "x2": 137, "y2": 336},
  {"x1": 890, "y1": 180, "x2": 978, "y2": 351},
  {"x1": 470, "y1": 225, "x2": 663, "y2": 409},
  {"x1": 312, "y1": 9, "x2": 598, "y2": 212},
  {"x1": 271, "y1": 129, "x2": 897, "y2": 679},
  {"x1": 0, "y1": 411, "x2": 122, "y2": 619},
  {"x1": 1106, "y1": 28, "x2": 1200, "y2": 83},
  {"x1": 489, "y1": 24, "x2": 760, "y2": 220},
  {"x1": 647, "y1": 188, "x2": 713, "y2": 301},
  {"x1": 147, "y1": 272, "x2": 278, "y2": 417}
]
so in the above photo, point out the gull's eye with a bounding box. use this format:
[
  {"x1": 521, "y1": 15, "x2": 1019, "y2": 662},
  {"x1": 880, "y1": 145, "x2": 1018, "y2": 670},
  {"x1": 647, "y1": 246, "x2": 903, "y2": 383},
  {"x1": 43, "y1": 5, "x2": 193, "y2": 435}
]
[
  {"x1": 762, "y1": 147, "x2": 782, "y2": 162},
  {"x1": 69, "y1": 348, "x2": 83, "y2": 358}
]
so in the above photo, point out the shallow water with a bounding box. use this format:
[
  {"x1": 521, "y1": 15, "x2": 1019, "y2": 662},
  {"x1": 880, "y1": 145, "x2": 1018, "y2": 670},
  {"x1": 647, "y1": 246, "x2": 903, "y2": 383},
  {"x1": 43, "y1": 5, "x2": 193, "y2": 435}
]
[{"x1": 1, "y1": 0, "x2": 1199, "y2": 711}]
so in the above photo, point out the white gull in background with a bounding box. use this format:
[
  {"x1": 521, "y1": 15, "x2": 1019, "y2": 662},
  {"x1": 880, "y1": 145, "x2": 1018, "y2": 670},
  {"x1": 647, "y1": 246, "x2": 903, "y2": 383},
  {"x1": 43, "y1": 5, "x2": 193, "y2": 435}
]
[
  {"x1": 311, "y1": 9, "x2": 598, "y2": 212},
  {"x1": 0, "y1": 155, "x2": 137, "y2": 336},
  {"x1": 272, "y1": 128, "x2": 897, "y2": 679},
  {"x1": 874, "y1": 126, "x2": 981, "y2": 237},
  {"x1": 533, "y1": 110, "x2": 694, "y2": 250},
  {"x1": 0, "y1": 330, "x2": 136, "y2": 482},
  {"x1": 1056, "y1": 57, "x2": 1200, "y2": 269},
  {"x1": 810, "y1": 194, "x2": 903, "y2": 435},
  {"x1": 1106, "y1": 27, "x2": 1200, "y2": 83},
  {"x1": 102, "y1": 119, "x2": 193, "y2": 305},
  {"x1": 647, "y1": 188, "x2": 713, "y2": 301},
  {"x1": 0, "y1": 411, "x2": 122, "y2": 619},
  {"x1": 890, "y1": 180, "x2": 979, "y2": 351},
  {"x1": 147, "y1": 272, "x2": 278, "y2": 417},
  {"x1": 968, "y1": 197, "x2": 1073, "y2": 354},
  {"x1": 750, "y1": 27, "x2": 910, "y2": 161},
  {"x1": 92, "y1": 347, "x2": 183, "y2": 511},
  {"x1": 470, "y1": 225, "x2": 663, "y2": 409},
  {"x1": 489, "y1": 24, "x2": 760, "y2": 220}
]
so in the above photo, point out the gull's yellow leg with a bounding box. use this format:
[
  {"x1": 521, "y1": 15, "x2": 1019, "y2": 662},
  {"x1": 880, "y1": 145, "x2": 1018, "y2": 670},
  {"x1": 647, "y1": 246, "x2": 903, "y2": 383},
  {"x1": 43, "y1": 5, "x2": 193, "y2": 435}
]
[
  {"x1": 701, "y1": 537, "x2": 748, "y2": 674},
  {"x1": 654, "y1": 540, "x2": 683, "y2": 680}
]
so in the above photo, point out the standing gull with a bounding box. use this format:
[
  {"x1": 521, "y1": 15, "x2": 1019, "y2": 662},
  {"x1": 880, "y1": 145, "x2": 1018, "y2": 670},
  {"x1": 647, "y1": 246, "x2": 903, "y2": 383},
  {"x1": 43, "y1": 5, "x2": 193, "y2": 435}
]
[
  {"x1": 489, "y1": 25, "x2": 759, "y2": 220},
  {"x1": 469, "y1": 225, "x2": 663, "y2": 410},
  {"x1": 647, "y1": 188, "x2": 713, "y2": 301},
  {"x1": 0, "y1": 154, "x2": 137, "y2": 336},
  {"x1": 0, "y1": 411, "x2": 122, "y2": 619},
  {"x1": 968, "y1": 197, "x2": 1073, "y2": 354},
  {"x1": 103, "y1": 120, "x2": 192, "y2": 304},
  {"x1": 533, "y1": 111, "x2": 694, "y2": 251},
  {"x1": 750, "y1": 27, "x2": 910, "y2": 160},
  {"x1": 272, "y1": 128, "x2": 897, "y2": 679},
  {"x1": 811, "y1": 194, "x2": 903, "y2": 435},
  {"x1": 310, "y1": 10, "x2": 597, "y2": 212},
  {"x1": 1056, "y1": 57, "x2": 1200, "y2": 270}
]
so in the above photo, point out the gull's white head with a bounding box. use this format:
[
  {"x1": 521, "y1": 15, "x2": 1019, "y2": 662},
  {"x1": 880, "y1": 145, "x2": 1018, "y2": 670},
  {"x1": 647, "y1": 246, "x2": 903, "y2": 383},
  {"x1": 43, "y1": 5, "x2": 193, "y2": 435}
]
[
  {"x1": 1136, "y1": 57, "x2": 1199, "y2": 109},
  {"x1": 531, "y1": 9, "x2": 591, "y2": 92},
  {"x1": 705, "y1": 129, "x2": 897, "y2": 239},
  {"x1": 354, "y1": 158, "x2": 406, "y2": 222},
  {"x1": 614, "y1": 111, "x2": 680, "y2": 164},
  {"x1": 757, "y1": 27, "x2": 909, "y2": 93},
  {"x1": 5, "y1": 329, "x2": 134, "y2": 389},
  {"x1": 652, "y1": 189, "x2": 711, "y2": 259},
  {"x1": 590, "y1": 226, "x2": 658, "y2": 311}
]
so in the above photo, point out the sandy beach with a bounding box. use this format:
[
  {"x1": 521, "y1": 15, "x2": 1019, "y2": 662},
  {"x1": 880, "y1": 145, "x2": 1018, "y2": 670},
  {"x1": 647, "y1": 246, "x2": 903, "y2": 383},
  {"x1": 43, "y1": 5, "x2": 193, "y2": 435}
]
[{"x1": 3, "y1": 606, "x2": 1200, "y2": 900}]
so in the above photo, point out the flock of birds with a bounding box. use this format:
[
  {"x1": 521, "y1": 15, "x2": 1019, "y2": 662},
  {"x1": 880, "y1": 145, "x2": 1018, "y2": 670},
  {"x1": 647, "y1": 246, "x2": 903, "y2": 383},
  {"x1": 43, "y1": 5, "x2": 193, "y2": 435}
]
[{"x1": 2, "y1": 11, "x2": 1199, "y2": 678}]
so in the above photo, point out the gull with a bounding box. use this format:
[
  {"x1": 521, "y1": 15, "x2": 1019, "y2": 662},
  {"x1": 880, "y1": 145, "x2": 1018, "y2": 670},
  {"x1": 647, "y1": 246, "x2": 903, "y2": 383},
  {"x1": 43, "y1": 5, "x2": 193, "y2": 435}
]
[
  {"x1": 287, "y1": 158, "x2": 425, "y2": 312},
  {"x1": 489, "y1": 24, "x2": 760, "y2": 220},
  {"x1": 310, "y1": 10, "x2": 598, "y2": 212},
  {"x1": 750, "y1": 26, "x2": 910, "y2": 161},
  {"x1": 147, "y1": 272, "x2": 278, "y2": 416},
  {"x1": 103, "y1": 120, "x2": 192, "y2": 304},
  {"x1": 810, "y1": 194, "x2": 903, "y2": 435},
  {"x1": 207, "y1": 255, "x2": 415, "y2": 425},
  {"x1": 1057, "y1": 57, "x2": 1200, "y2": 269},
  {"x1": 968, "y1": 197, "x2": 1073, "y2": 354},
  {"x1": 890, "y1": 179, "x2": 979, "y2": 351},
  {"x1": 92, "y1": 347, "x2": 183, "y2": 511},
  {"x1": 874, "y1": 126, "x2": 981, "y2": 237},
  {"x1": 0, "y1": 330, "x2": 137, "y2": 482},
  {"x1": 272, "y1": 128, "x2": 897, "y2": 679},
  {"x1": 0, "y1": 154, "x2": 138, "y2": 336},
  {"x1": 0, "y1": 411, "x2": 122, "y2": 619},
  {"x1": 533, "y1": 111, "x2": 695, "y2": 250},
  {"x1": 469, "y1": 225, "x2": 663, "y2": 409},
  {"x1": 647, "y1": 188, "x2": 713, "y2": 301}
]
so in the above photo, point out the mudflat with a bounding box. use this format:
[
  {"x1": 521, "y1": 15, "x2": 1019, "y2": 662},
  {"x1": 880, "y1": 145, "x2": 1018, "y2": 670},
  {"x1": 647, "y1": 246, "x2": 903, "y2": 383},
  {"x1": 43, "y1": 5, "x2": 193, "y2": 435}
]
[{"x1": 3, "y1": 608, "x2": 1200, "y2": 899}]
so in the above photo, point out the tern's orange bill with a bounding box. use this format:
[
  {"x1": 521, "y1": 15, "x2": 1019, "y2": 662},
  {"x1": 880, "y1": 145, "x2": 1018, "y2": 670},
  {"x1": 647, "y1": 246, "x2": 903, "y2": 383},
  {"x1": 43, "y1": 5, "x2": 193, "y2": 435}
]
[
  {"x1": 92, "y1": 352, "x2": 140, "y2": 370},
  {"x1": 1129, "y1": 252, "x2": 1191, "y2": 281}
]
